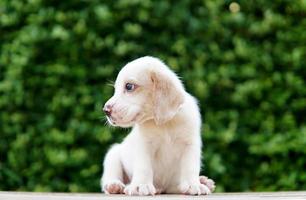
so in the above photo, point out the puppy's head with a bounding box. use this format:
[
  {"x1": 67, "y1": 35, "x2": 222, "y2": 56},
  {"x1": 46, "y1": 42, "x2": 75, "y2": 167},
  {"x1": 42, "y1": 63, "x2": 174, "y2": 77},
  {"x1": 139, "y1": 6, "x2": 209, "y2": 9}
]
[{"x1": 103, "y1": 56, "x2": 185, "y2": 127}]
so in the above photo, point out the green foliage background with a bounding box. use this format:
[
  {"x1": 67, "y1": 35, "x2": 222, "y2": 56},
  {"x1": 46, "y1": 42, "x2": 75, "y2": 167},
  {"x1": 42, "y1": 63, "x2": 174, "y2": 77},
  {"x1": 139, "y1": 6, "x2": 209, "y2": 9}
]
[{"x1": 1, "y1": 0, "x2": 306, "y2": 192}]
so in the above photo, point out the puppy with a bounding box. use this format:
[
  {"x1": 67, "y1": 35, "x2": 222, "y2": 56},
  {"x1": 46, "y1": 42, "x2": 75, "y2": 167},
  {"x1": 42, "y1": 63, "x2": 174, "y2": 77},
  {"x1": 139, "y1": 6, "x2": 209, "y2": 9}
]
[{"x1": 101, "y1": 56, "x2": 215, "y2": 195}]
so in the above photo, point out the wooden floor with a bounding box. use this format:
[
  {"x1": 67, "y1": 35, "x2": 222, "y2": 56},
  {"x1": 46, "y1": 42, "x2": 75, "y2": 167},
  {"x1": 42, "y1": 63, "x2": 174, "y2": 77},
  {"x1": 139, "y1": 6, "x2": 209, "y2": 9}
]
[{"x1": 0, "y1": 191, "x2": 305, "y2": 200}]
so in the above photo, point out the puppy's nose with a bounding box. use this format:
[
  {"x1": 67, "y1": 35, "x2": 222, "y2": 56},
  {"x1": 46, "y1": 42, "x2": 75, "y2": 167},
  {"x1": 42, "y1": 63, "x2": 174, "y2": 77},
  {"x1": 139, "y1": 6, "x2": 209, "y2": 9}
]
[{"x1": 103, "y1": 104, "x2": 112, "y2": 117}]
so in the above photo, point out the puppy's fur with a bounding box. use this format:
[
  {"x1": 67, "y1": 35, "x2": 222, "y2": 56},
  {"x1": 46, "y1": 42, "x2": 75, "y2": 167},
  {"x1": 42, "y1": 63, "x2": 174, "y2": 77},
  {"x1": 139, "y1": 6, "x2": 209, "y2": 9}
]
[{"x1": 101, "y1": 56, "x2": 215, "y2": 195}]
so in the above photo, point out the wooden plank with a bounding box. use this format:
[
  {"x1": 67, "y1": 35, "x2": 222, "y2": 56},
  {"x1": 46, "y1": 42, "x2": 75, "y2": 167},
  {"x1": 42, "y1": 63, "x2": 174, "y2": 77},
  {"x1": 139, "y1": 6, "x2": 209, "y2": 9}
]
[{"x1": 0, "y1": 191, "x2": 305, "y2": 200}]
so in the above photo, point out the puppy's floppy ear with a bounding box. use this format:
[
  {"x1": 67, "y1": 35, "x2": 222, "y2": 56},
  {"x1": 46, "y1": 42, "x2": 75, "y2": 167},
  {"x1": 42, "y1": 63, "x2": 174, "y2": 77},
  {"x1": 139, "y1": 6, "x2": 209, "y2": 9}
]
[{"x1": 151, "y1": 70, "x2": 185, "y2": 125}]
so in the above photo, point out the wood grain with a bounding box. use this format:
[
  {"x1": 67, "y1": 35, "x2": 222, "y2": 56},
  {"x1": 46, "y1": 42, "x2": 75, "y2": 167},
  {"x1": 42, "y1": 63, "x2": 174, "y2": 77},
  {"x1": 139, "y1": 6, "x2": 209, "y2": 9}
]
[{"x1": 0, "y1": 191, "x2": 305, "y2": 200}]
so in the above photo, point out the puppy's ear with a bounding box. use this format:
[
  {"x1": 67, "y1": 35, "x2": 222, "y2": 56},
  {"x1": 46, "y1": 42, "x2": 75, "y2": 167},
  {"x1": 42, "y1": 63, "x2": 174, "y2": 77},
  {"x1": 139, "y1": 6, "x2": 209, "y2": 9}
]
[{"x1": 151, "y1": 70, "x2": 184, "y2": 125}]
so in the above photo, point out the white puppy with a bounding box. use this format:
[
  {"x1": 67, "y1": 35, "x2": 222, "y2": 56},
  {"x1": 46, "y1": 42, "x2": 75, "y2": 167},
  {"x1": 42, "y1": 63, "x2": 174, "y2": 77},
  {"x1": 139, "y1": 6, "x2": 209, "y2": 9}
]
[{"x1": 101, "y1": 56, "x2": 215, "y2": 195}]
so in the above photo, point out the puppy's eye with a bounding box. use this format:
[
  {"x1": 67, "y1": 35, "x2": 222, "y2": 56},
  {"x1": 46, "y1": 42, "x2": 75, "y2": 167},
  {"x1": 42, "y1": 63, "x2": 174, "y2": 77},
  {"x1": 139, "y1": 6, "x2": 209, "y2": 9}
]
[{"x1": 125, "y1": 83, "x2": 136, "y2": 92}]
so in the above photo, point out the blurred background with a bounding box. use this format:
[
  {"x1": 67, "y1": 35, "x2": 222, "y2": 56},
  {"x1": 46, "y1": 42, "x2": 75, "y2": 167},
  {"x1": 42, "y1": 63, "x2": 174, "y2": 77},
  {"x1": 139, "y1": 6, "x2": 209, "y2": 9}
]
[{"x1": 1, "y1": 0, "x2": 306, "y2": 193}]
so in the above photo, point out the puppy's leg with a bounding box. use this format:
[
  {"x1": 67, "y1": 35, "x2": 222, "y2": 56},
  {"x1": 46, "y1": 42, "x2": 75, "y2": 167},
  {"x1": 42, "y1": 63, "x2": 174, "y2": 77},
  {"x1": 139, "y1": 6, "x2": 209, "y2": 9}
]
[
  {"x1": 178, "y1": 144, "x2": 211, "y2": 195},
  {"x1": 101, "y1": 144, "x2": 125, "y2": 194},
  {"x1": 124, "y1": 143, "x2": 156, "y2": 196}
]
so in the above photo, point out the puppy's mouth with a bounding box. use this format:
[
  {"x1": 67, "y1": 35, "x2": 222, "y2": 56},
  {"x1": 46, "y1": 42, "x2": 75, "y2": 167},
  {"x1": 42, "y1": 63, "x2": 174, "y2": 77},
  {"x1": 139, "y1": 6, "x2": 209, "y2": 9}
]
[
  {"x1": 106, "y1": 116, "x2": 117, "y2": 126},
  {"x1": 106, "y1": 113, "x2": 141, "y2": 127}
]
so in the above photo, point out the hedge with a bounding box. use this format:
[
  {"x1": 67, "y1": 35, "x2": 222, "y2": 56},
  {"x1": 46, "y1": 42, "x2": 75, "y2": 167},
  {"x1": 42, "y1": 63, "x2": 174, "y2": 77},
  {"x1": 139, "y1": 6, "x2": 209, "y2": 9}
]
[{"x1": 1, "y1": 0, "x2": 306, "y2": 192}]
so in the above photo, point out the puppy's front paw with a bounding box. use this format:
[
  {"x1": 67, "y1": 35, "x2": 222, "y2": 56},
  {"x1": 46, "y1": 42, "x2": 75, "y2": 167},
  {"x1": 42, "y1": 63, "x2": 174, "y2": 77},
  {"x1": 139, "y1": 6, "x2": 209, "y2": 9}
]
[
  {"x1": 124, "y1": 183, "x2": 156, "y2": 196},
  {"x1": 103, "y1": 180, "x2": 125, "y2": 194},
  {"x1": 179, "y1": 181, "x2": 211, "y2": 195},
  {"x1": 200, "y1": 176, "x2": 216, "y2": 192}
]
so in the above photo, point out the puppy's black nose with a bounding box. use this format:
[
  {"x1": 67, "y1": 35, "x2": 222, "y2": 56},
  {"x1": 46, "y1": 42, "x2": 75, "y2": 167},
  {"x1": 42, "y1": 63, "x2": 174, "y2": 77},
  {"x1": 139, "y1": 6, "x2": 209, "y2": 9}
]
[{"x1": 103, "y1": 105, "x2": 112, "y2": 117}]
